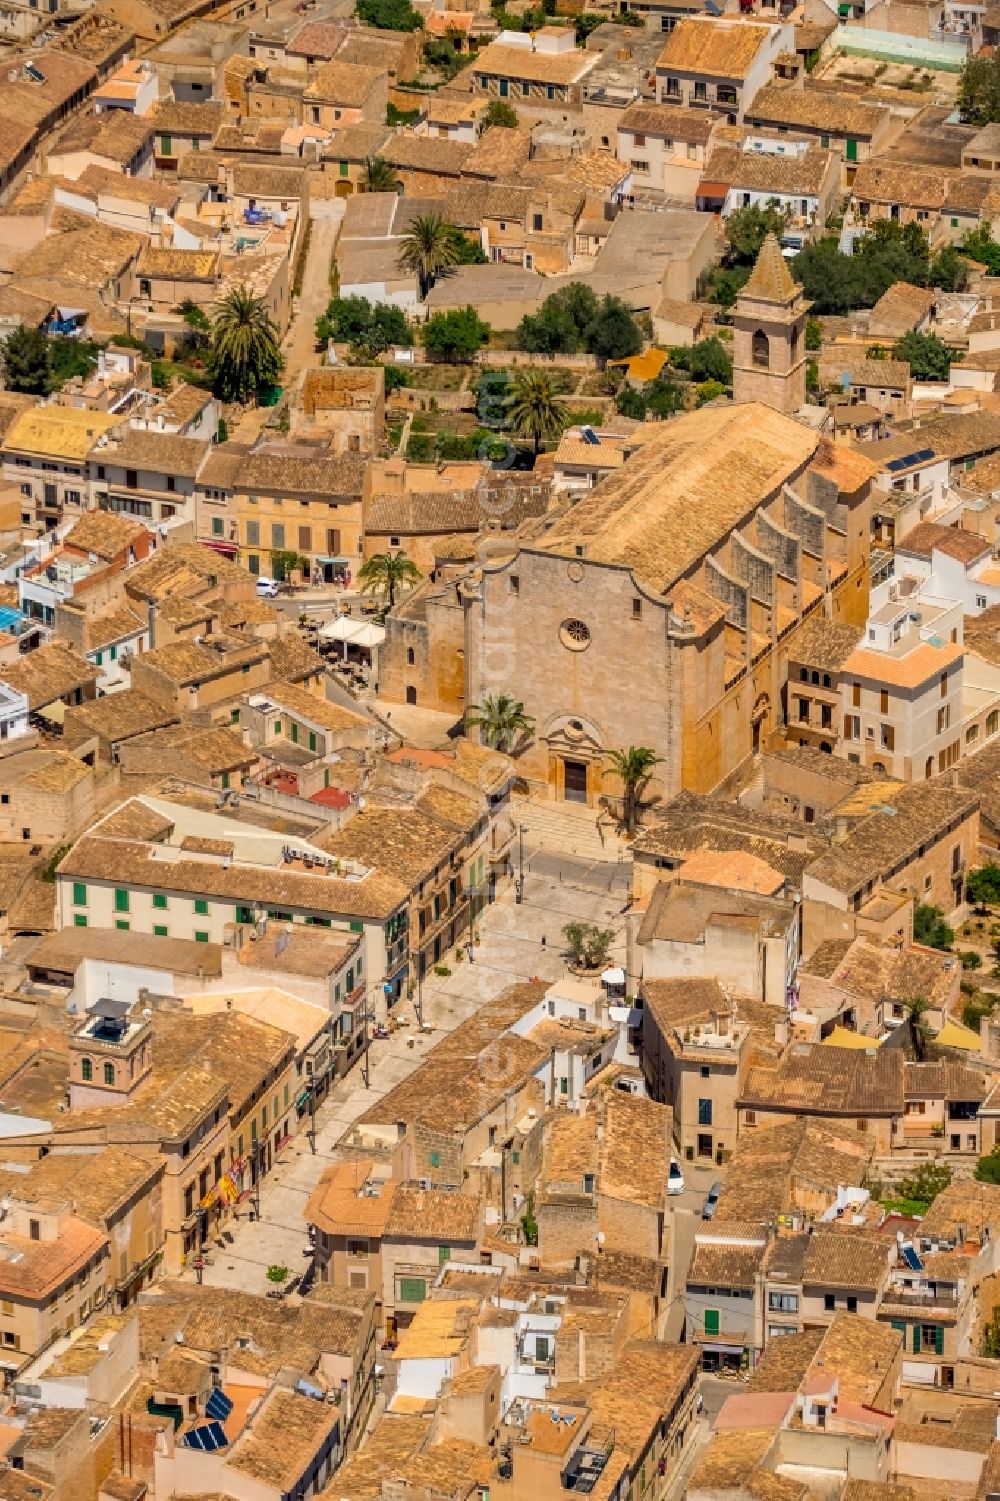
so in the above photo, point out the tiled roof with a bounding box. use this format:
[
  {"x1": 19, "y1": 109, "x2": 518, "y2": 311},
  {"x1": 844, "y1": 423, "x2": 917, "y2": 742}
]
[
  {"x1": 383, "y1": 1186, "x2": 481, "y2": 1241},
  {"x1": 236, "y1": 446, "x2": 366, "y2": 497},
  {"x1": 859, "y1": 410, "x2": 1000, "y2": 467},
  {"x1": 473, "y1": 39, "x2": 597, "y2": 85},
  {"x1": 58, "y1": 834, "x2": 408, "y2": 920},
  {"x1": 742, "y1": 232, "x2": 800, "y2": 303},
  {"x1": 791, "y1": 617, "x2": 859, "y2": 672},
  {"x1": 96, "y1": 428, "x2": 210, "y2": 478},
  {"x1": 383, "y1": 133, "x2": 474, "y2": 175},
  {"x1": 805, "y1": 779, "x2": 979, "y2": 897},
  {"x1": 4, "y1": 405, "x2": 118, "y2": 461},
  {"x1": 302, "y1": 59, "x2": 382, "y2": 107},
  {"x1": 801, "y1": 1230, "x2": 890, "y2": 1291},
  {"x1": 533, "y1": 402, "x2": 816, "y2": 594},
  {"x1": 738, "y1": 1041, "x2": 904, "y2": 1116},
  {"x1": 705, "y1": 145, "x2": 833, "y2": 196},
  {"x1": 63, "y1": 509, "x2": 148, "y2": 560},
  {"x1": 897, "y1": 521, "x2": 991, "y2": 565},
  {"x1": 149, "y1": 99, "x2": 223, "y2": 136},
  {"x1": 619, "y1": 100, "x2": 716, "y2": 141},
  {"x1": 0, "y1": 1217, "x2": 108, "y2": 1301},
  {"x1": 267, "y1": 680, "x2": 369, "y2": 734},
  {"x1": 0, "y1": 642, "x2": 98, "y2": 711},
  {"x1": 840, "y1": 639, "x2": 963, "y2": 691},
  {"x1": 135, "y1": 246, "x2": 220, "y2": 281},
  {"x1": 853, "y1": 161, "x2": 951, "y2": 209},
  {"x1": 747, "y1": 82, "x2": 887, "y2": 138},
  {"x1": 64, "y1": 690, "x2": 178, "y2": 744},
  {"x1": 657, "y1": 16, "x2": 773, "y2": 79}
]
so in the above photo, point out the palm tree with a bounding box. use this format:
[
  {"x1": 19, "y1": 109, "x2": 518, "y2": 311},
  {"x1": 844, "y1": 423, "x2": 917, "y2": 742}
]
[
  {"x1": 357, "y1": 550, "x2": 421, "y2": 609},
  {"x1": 506, "y1": 371, "x2": 566, "y2": 457},
  {"x1": 604, "y1": 746, "x2": 662, "y2": 834},
  {"x1": 362, "y1": 155, "x2": 398, "y2": 193},
  {"x1": 465, "y1": 694, "x2": 534, "y2": 752},
  {"x1": 398, "y1": 213, "x2": 458, "y2": 294},
  {"x1": 210, "y1": 285, "x2": 281, "y2": 405}
]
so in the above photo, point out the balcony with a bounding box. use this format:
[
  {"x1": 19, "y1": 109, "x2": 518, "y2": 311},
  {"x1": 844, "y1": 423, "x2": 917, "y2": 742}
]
[{"x1": 882, "y1": 1285, "x2": 960, "y2": 1313}]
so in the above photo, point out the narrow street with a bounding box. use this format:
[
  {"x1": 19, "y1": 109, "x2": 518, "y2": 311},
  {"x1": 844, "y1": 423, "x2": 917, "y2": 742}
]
[
  {"x1": 191, "y1": 863, "x2": 626, "y2": 1293},
  {"x1": 284, "y1": 204, "x2": 344, "y2": 381}
]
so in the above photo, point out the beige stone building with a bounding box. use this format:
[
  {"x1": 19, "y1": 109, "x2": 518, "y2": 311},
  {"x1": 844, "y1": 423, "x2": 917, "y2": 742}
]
[
  {"x1": 732, "y1": 235, "x2": 809, "y2": 414},
  {"x1": 451, "y1": 397, "x2": 874, "y2": 806}
]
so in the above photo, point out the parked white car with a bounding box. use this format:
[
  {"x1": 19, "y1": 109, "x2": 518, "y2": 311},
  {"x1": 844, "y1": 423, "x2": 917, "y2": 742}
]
[
  {"x1": 668, "y1": 1158, "x2": 685, "y2": 1196},
  {"x1": 256, "y1": 577, "x2": 280, "y2": 599}
]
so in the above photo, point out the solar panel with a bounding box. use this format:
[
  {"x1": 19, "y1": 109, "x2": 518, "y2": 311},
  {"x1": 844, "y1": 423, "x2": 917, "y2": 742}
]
[
  {"x1": 902, "y1": 1244, "x2": 923, "y2": 1272},
  {"x1": 182, "y1": 1429, "x2": 205, "y2": 1450},
  {"x1": 206, "y1": 1389, "x2": 233, "y2": 1421},
  {"x1": 206, "y1": 1421, "x2": 228, "y2": 1448}
]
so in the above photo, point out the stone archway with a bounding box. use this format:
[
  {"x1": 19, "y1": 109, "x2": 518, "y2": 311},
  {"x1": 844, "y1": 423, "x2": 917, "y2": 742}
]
[{"x1": 542, "y1": 711, "x2": 606, "y2": 805}]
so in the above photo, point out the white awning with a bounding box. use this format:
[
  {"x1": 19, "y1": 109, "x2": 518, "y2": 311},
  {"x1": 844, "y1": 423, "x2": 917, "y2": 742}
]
[
  {"x1": 601, "y1": 966, "x2": 625, "y2": 986},
  {"x1": 319, "y1": 617, "x2": 386, "y2": 648}
]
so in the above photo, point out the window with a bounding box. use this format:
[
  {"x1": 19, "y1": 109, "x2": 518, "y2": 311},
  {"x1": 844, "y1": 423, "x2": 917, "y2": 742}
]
[
  {"x1": 153, "y1": 893, "x2": 168, "y2": 910},
  {"x1": 768, "y1": 1291, "x2": 798, "y2": 1312},
  {"x1": 429, "y1": 1150, "x2": 441, "y2": 1168},
  {"x1": 824, "y1": 1293, "x2": 835, "y2": 1311},
  {"x1": 532, "y1": 212, "x2": 543, "y2": 231},
  {"x1": 852, "y1": 681, "x2": 861, "y2": 707},
  {"x1": 74, "y1": 914, "x2": 88, "y2": 928},
  {"x1": 298, "y1": 525, "x2": 312, "y2": 552},
  {"x1": 846, "y1": 1295, "x2": 857, "y2": 1313},
  {"x1": 347, "y1": 1238, "x2": 368, "y2": 1257},
  {"x1": 81, "y1": 1058, "x2": 92, "y2": 1081},
  {"x1": 246, "y1": 520, "x2": 260, "y2": 546},
  {"x1": 752, "y1": 329, "x2": 769, "y2": 368},
  {"x1": 104, "y1": 1063, "x2": 115, "y2": 1086},
  {"x1": 704, "y1": 1309, "x2": 720, "y2": 1335},
  {"x1": 510, "y1": 574, "x2": 519, "y2": 596},
  {"x1": 115, "y1": 920, "x2": 130, "y2": 931},
  {"x1": 940, "y1": 672, "x2": 948, "y2": 699},
  {"x1": 698, "y1": 1098, "x2": 712, "y2": 1126},
  {"x1": 72, "y1": 881, "x2": 87, "y2": 907},
  {"x1": 632, "y1": 598, "x2": 642, "y2": 619},
  {"x1": 114, "y1": 888, "x2": 129, "y2": 913},
  {"x1": 438, "y1": 1244, "x2": 451, "y2": 1264},
  {"x1": 399, "y1": 1276, "x2": 427, "y2": 1303},
  {"x1": 194, "y1": 931, "x2": 210, "y2": 943},
  {"x1": 880, "y1": 688, "x2": 889, "y2": 713},
  {"x1": 153, "y1": 924, "x2": 168, "y2": 937},
  {"x1": 28, "y1": 1219, "x2": 39, "y2": 1241},
  {"x1": 194, "y1": 899, "x2": 208, "y2": 915},
  {"x1": 271, "y1": 523, "x2": 285, "y2": 549},
  {"x1": 212, "y1": 517, "x2": 224, "y2": 537}
]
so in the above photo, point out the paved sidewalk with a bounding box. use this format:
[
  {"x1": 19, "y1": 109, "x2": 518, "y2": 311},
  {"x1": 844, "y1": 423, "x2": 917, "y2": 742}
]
[{"x1": 191, "y1": 868, "x2": 625, "y2": 1294}]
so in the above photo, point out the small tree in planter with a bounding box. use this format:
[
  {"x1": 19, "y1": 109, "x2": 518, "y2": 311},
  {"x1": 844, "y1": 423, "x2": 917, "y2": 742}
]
[
  {"x1": 563, "y1": 922, "x2": 587, "y2": 965},
  {"x1": 266, "y1": 1264, "x2": 290, "y2": 1285},
  {"x1": 583, "y1": 926, "x2": 614, "y2": 969}
]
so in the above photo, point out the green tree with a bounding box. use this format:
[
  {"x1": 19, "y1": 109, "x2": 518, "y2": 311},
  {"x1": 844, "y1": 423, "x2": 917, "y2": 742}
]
[
  {"x1": 914, "y1": 901, "x2": 954, "y2": 951},
  {"x1": 2, "y1": 326, "x2": 52, "y2": 394},
  {"x1": 49, "y1": 336, "x2": 101, "y2": 389},
  {"x1": 696, "y1": 378, "x2": 727, "y2": 405},
  {"x1": 210, "y1": 284, "x2": 281, "y2": 404},
  {"x1": 448, "y1": 231, "x2": 488, "y2": 265},
  {"x1": 960, "y1": 950, "x2": 984, "y2": 971},
  {"x1": 897, "y1": 1159, "x2": 951, "y2": 1207},
  {"x1": 266, "y1": 1263, "x2": 290, "y2": 1284},
  {"x1": 725, "y1": 202, "x2": 787, "y2": 264},
  {"x1": 423, "y1": 306, "x2": 490, "y2": 362},
  {"x1": 270, "y1": 548, "x2": 307, "y2": 581},
  {"x1": 703, "y1": 265, "x2": 752, "y2": 309},
  {"x1": 604, "y1": 746, "x2": 662, "y2": 833},
  {"x1": 964, "y1": 225, "x2": 1000, "y2": 274},
  {"x1": 959, "y1": 52, "x2": 1000, "y2": 124},
  {"x1": 982, "y1": 1306, "x2": 1000, "y2": 1358},
  {"x1": 398, "y1": 212, "x2": 458, "y2": 293},
  {"x1": 357, "y1": 0, "x2": 421, "y2": 27},
  {"x1": 894, "y1": 330, "x2": 955, "y2": 381},
  {"x1": 643, "y1": 377, "x2": 684, "y2": 418},
  {"x1": 976, "y1": 1149, "x2": 1000, "y2": 1185},
  {"x1": 316, "y1": 294, "x2": 411, "y2": 352},
  {"x1": 967, "y1": 863, "x2": 1000, "y2": 907},
  {"x1": 805, "y1": 317, "x2": 823, "y2": 351},
  {"x1": 505, "y1": 369, "x2": 565, "y2": 455},
  {"x1": 465, "y1": 692, "x2": 534, "y2": 751},
  {"x1": 585, "y1": 294, "x2": 642, "y2": 361},
  {"x1": 930, "y1": 244, "x2": 969, "y2": 292},
  {"x1": 361, "y1": 155, "x2": 399, "y2": 193},
  {"x1": 673, "y1": 336, "x2": 732, "y2": 385},
  {"x1": 902, "y1": 995, "x2": 933, "y2": 1061},
  {"x1": 520, "y1": 1191, "x2": 538, "y2": 1245},
  {"x1": 356, "y1": 550, "x2": 421, "y2": 608},
  {"x1": 515, "y1": 282, "x2": 607, "y2": 355},
  {"x1": 480, "y1": 98, "x2": 518, "y2": 130}
]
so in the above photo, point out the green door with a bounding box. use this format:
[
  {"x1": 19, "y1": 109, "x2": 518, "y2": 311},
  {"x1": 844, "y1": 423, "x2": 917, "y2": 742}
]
[
  {"x1": 846, "y1": 138, "x2": 858, "y2": 163},
  {"x1": 291, "y1": 721, "x2": 299, "y2": 744}
]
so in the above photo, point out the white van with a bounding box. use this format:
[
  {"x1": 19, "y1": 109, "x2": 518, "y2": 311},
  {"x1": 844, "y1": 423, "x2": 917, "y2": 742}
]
[{"x1": 256, "y1": 577, "x2": 280, "y2": 599}]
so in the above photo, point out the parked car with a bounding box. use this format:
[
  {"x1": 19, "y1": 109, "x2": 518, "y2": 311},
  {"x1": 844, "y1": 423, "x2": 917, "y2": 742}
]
[
  {"x1": 256, "y1": 577, "x2": 280, "y2": 599},
  {"x1": 668, "y1": 1158, "x2": 684, "y2": 1196},
  {"x1": 702, "y1": 1181, "x2": 722, "y2": 1220}
]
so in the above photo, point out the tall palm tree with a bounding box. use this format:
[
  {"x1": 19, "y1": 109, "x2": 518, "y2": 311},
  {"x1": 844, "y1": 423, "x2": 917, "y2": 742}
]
[
  {"x1": 362, "y1": 155, "x2": 398, "y2": 193},
  {"x1": 465, "y1": 694, "x2": 534, "y2": 752},
  {"x1": 357, "y1": 550, "x2": 421, "y2": 608},
  {"x1": 398, "y1": 213, "x2": 458, "y2": 294},
  {"x1": 210, "y1": 285, "x2": 281, "y2": 405},
  {"x1": 604, "y1": 746, "x2": 662, "y2": 834},
  {"x1": 506, "y1": 371, "x2": 566, "y2": 457}
]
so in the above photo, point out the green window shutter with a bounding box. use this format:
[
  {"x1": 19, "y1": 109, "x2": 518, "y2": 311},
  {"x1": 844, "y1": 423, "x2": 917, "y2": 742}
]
[
  {"x1": 72, "y1": 882, "x2": 87, "y2": 907},
  {"x1": 890, "y1": 1319, "x2": 906, "y2": 1336},
  {"x1": 438, "y1": 1245, "x2": 451, "y2": 1264},
  {"x1": 846, "y1": 138, "x2": 857, "y2": 162},
  {"x1": 221, "y1": 773, "x2": 230, "y2": 790},
  {"x1": 115, "y1": 920, "x2": 130, "y2": 931},
  {"x1": 160, "y1": 133, "x2": 172, "y2": 154},
  {"x1": 74, "y1": 914, "x2": 88, "y2": 928},
  {"x1": 399, "y1": 1277, "x2": 427, "y2": 1303},
  {"x1": 231, "y1": 708, "x2": 240, "y2": 725},
  {"x1": 274, "y1": 719, "x2": 282, "y2": 734},
  {"x1": 913, "y1": 1324, "x2": 922, "y2": 1354},
  {"x1": 935, "y1": 1325, "x2": 944, "y2": 1356},
  {"x1": 704, "y1": 1309, "x2": 720, "y2": 1336},
  {"x1": 153, "y1": 893, "x2": 167, "y2": 910},
  {"x1": 308, "y1": 731, "x2": 317, "y2": 752},
  {"x1": 114, "y1": 888, "x2": 129, "y2": 913},
  {"x1": 512, "y1": 1150, "x2": 520, "y2": 1164},
  {"x1": 291, "y1": 722, "x2": 299, "y2": 744},
  {"x1": 350, "y1": 920, "x2": 364, "y2": 933},
  {"x1": 194, "y1": 899, "x2": 208, "y2": 915},
  {"x1": 284, "y1": 1082, "x2": 289, "y2": 1107},
  {"x1": 339, "y1": 159, "x2": 349, "y2": 177},
  {"x1": 429, "y1": 1150, "x2": 441, "y2": 1168},
  {"x1": 346, "y1": 967, "x2": 354, "y2": 991},
  {"x1": 236, "y1": 905, "x2": 254, "y2": 924},
  {"x1": 95, "y1": 652, "x2": 103, "y2": 666},
  {"x1": 153, "y1": 924, "x2": 168, "y2": 937},
  {"x1": 194, "y1": 931, "x2": 209, "y2": 943}
]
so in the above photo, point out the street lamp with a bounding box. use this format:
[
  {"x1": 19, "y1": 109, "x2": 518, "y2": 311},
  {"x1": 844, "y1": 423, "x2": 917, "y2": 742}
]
[{"x1": 516, "y1": 823, "x2": 528, "y2": 904}]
